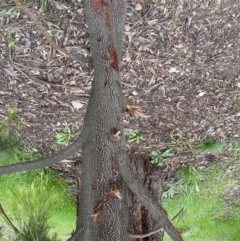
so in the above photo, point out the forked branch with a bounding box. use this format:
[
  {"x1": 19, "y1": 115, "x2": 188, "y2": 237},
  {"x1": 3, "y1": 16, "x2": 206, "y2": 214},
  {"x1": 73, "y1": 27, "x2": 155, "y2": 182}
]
[{"x1": 119, "y1": 154, "x2": 184, "y2": 241}]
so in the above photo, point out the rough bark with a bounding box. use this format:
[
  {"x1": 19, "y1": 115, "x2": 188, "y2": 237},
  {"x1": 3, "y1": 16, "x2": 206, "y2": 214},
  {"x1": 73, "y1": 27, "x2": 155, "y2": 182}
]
[
  {"x1": 68, "y1": 0, "x2": 129, "y2": 240},
  {"x1": 119, "y1": 152, "x2": 183, "y2": 241},
  {"x1": 128, "y1": 155, "x2": 163, "y2": 241}
]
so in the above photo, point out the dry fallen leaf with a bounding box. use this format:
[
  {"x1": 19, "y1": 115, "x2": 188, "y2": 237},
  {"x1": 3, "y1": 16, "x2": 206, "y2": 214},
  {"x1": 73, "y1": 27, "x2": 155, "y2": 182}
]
[
  {"x1": 126, "y1": 104, "x2": 148, "y2": 119},
  {"x1": 71, "y1": 101, "x2": 84, "y2": 109},
  {"x1": 198, "y1": 91, "x2": 206, "y2": 97},
  {"x1": 135, "y1": 3, "x2": 142, "y2": 11},
  {"x1": 182, "y1": 43, "x2": 189, "y2": 52},
  {"x1": 169, "y1": 67, "x2": 180, "y2": 73}
]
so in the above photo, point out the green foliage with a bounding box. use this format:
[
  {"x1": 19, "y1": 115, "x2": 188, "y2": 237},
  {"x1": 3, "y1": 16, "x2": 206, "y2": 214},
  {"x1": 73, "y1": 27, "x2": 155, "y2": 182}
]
[
  {"x1": 4, "y1": 28, "x2": 20, "y2": 48},
  {"x1": 0, "y1": 108, "x2": 23, "y2": 157},
  {"x1": 233, "y1": 94, "x2": 240, "y2": 106},
  {"x1": 0, "y1": 170, "x2": 75, "y2": 241},
  {"x1": 211, "y1": 48, "x2": 216, "y2": 57},
  {"x1": 8, "y1": 37, "x2": 20, "y2": 48},
  {"x1": 180, "y1": 165, "x2": 201, "y2": 193},
  {"x1": 163, "y1": 164, "x2": 240, "y2": 240},
  {"x1": 0, "y1": 6, "x2": 17, "y2": 16},
  {"x1": 40, "y1": 0, "x2": 48, "y2": 11},
  {"x1": 0, "y1": 109, "x2": 42, "y2": 166},
  {"x1": 169, "y1": 132, "x2": 194, "y2": 154},
  {"x1": 224, "y1": 46, "x2": 230, "y2": 54},
  {"x1": 0, "y1": 169, "x2": 75, "y2": 241},
  {"x1": 0, "y1": 108, "x2": 21, "y2": 133},
  {"x1": 152, "y1": 0, "x2": 160, "y2": 7},
  {"x1": 159, "y1": 32, "x2": 165, "y2": 42},
  {"x1": 0, "y1": 110, "x2": 75, "y2": 240},
  {"x1": 128, "y1": 130, "x2": 144, "y2": 144},
  {"x1": 0, "y1": 227, "x2": 6, "y2": 240},
  {"x1": 231, "y1": 139, "x2": 240, "y2": 158},
  {"x1": 195, "y1": 135, "x2": 225, "y2": 154},
  {"x1": 2, "y1": 174, "x2": 60, "y2": 241},
  {"x1": 167, "y1": 132, "x2": 224, "y2": 155},
  {"x1": 162, "y1": 165, "x2": 201, "y2": 199},
  {"x1": 151, "y1": 149, "x2": 174, "y2": 166},
  {"x1": 54, "y1": 127, "x2": 73, "y2": 147},
  {"x1": 208, "y1": 0, "x2": 217, "y2": 8},
  {"x1": 162, "y1": 178, "x2": 185, "y2": 199}
]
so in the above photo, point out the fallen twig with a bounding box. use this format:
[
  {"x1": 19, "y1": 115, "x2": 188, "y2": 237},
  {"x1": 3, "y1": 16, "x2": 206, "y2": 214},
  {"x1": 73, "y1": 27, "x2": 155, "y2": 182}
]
[{"x1": 14, "y1": 0, "x2": 91, "y2": 63}]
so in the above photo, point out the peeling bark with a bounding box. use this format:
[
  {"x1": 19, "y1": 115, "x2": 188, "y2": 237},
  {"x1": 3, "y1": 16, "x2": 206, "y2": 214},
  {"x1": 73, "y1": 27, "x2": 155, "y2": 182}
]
[{"x1": 128, "y1": 155, "x2": 163, "y2": 241}]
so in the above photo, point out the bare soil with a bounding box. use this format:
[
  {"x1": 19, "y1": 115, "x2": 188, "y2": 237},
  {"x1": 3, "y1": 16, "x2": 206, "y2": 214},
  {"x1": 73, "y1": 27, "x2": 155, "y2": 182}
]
[{"x1": 0, "y1": 0, "x2": 240, "y2": 180}]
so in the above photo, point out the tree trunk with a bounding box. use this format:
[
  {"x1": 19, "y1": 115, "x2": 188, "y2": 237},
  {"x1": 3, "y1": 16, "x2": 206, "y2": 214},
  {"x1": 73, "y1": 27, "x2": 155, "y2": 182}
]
[
  {"x1": 68, "y1": 0, "x2": 129, "y2": 240},
  {"x1": 128, "y1": 155, "x2": 163, "y2": 241}
]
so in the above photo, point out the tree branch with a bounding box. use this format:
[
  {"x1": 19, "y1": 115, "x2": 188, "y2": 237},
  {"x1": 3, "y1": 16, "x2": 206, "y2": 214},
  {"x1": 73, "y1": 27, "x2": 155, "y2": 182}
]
[
  {"x1": 14, "y1": 0, "x2": 91, "y2": 63},
  {"x1": 129, "y1": 208, "x2": 185, "y2": 239},
  {"x1": 0, "y1": 134, "x2": 83, "y2": 175},
  {"x1": 119, "y1": 154, "x2": 184, "y2": 241},
  {"x1": 129, "y1": 227, "x2": 163, "y2": 239},
  {"x1": 0, "y1": 204, "x2": 19, "y2": 234}
]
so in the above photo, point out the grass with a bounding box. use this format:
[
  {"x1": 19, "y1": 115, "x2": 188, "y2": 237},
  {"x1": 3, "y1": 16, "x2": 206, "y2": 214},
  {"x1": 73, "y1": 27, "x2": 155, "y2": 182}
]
[
  {"x1": 158, "y1": 131, "x2": 240, "y2": 240},
  {"x1": 2, "y1": 110, "x2": 240, "y2": 240},
  {"x1": 163, "y1": 161, "x2": 240, "y2": 241},
  {"x1": 0, "y1": 170, "x2": 75, "y2": 241},
  {"x1": 0, "y1": 109, "x2": 75, "y2": 240}
]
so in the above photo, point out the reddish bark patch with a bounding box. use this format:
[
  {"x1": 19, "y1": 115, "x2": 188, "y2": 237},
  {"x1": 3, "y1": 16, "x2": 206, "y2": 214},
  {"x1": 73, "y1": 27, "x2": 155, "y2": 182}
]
[
  {"x1": 104, "y1": 79, "x2": 108, "y2": 86},
  {"x1": 140, "y1": 205, "x2": 149, "y2": 234},
  {"x1": 97, "y1": 36, "x2": 103, "y2": 42},
  {"x1": 108, "y1": 45, "x2": 119, "y2": 71},
  {"x1": 90, "y1": 0, "x2": 113, "y2": 28},
  {"x1": 90, "y1": 0, "x2": 104, "y2": 13}
]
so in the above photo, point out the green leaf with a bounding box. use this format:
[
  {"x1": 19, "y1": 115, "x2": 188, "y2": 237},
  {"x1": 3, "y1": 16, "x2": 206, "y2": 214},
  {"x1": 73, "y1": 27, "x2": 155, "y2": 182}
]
[
  {"x1": 157, "y1": 161, "x2": 163, "y2": 166},
  {"x1": 128, "y1": 138, "x2": 136, "y2": 143},
  {"x1": 151, "y1": 150, "x2": 159, "y2": 156},
  {"x1": 162, "y1": 149, "x2": 174, "y2": 157}
]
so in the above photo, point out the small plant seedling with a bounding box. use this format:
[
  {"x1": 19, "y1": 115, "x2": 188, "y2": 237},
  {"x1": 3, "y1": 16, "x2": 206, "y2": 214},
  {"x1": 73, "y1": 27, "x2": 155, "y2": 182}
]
[
  {"x1": 211, "y1": 48, "x2": 216, "y2": 57},
  {"x1": 159, "y1": 32, "x2": 165, "y2": 42},
  {"x1": 208, "y1": 0, "x2": 216, "y2": 8},
  {"x1": 128, "y1": 130, "x2": 144, "y2": 144},
  {"x1": 0, "y1": 108, "x2": 21, "y2": 132},
  {"x1": 223, "y1": 47, "x2": 230, "y2": 54},
  {"x1": 183, "y1": 165, "x2": 200, "y2": 193},
  {"x1": 152, "y1": 0, "x2": 159, "y2": 6},
  {"x1": 40, "y1": 0, "x2": 48, "y2": 11},
  {"x1": 196, "y1": 136, "x2": 224, "y2": 154},
  {"x1": 169, "y1": 132, "x2": 194, "y2": 154},
  {"x1": 4, "y1": 28, "x2": 20, "y2": 48},
  {"x1": 55, "y1": 127, "x2": 72, "y2": 146},
  {"x1": 151, "y1": 149, "x2": 174, "y2": 166},
  {"x1": 8, "y1": 37, "x2": 20, "y2": 48}
]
